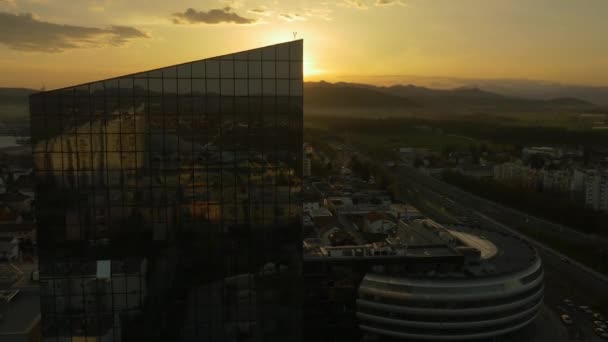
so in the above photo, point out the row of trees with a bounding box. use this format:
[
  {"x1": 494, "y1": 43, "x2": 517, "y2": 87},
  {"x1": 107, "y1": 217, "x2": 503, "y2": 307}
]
[{"x1": 308, "y1": 115, "x2": 608, "y2": 150}]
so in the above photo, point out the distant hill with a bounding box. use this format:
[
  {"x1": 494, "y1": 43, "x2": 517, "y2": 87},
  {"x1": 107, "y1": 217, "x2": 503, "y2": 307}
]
[
  {"x1": 304, "y1": 81, "x2": 418, "y2": 108},
  {"x1": 547, "y1": 97, "x2": 594, "y2": 106},
  {"x1": 0, "y1": 88, "x2": 36, "y2": 124},
  {"x1": 305, "y1": 82, "x2": 596, "y2": 114},
  {"x1": 471, "y1": 82, "x2": 608, "y2": 106},
  {"x1": 0, "y1": 88, "x2": 37, "y2": 106}
]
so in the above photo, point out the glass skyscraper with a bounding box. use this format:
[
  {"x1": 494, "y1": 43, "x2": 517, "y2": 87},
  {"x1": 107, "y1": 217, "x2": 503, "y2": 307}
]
[{"x1": 30, "y1": 40, "x2": 303, "y2": 342}]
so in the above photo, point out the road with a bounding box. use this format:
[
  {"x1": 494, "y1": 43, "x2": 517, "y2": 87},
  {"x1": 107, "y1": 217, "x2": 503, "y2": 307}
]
[{"x1": 394, "y1": 165, "x2": 608, "y2": 341}]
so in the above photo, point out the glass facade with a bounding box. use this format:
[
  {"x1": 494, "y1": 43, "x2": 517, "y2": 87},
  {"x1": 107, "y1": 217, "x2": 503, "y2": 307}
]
[{"x1": 30, "y1": 40, "x2": 303, "y2": 342}]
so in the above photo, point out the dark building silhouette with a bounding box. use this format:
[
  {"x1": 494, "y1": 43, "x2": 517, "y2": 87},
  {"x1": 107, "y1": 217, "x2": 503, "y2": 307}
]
[{"x1": 30, "y1": 40, "x2": 303, "y2": 342}]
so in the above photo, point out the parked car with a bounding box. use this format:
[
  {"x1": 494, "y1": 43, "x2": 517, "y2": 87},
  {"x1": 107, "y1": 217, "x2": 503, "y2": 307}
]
[{"x1": 595, "y1": 321, "x2": 608, "y2": 329}]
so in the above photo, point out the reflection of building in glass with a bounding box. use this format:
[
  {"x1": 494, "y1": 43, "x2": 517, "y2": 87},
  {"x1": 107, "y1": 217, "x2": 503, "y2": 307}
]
[{"x1": 31, "y1": 41, "x2": 303, "y2": 341}]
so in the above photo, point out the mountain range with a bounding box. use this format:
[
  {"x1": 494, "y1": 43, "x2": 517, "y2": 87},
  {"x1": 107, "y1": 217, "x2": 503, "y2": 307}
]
[
  {"x1": 304, "y1": 81, "x2": 601, "y2": 113},
  {"x1": 0, "y1": 82, "x2": 604, "y2": 123}
]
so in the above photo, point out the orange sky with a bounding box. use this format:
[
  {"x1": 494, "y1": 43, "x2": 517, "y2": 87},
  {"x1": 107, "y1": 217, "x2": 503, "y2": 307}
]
[{"x1": 1, "y1": 0, "x2": 607, "y2": 89}]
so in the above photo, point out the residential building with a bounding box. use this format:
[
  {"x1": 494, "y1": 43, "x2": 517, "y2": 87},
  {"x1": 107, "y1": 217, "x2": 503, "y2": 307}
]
[
  {"x1": 0, "y1": 192, "x2": 32, "y2": 213},
  {"x1": 362, "y1": 212, "x2": 395, "y2": 234},
  {"x1": 541, "y1": 169, "x2": 572, "y2": 193},
  {"x1": 0, "y1": 236, "x2": 18, "y2": 261},
  {"x1": 584, "y1": 170, "x2": 608, "y2": 212},
  {"x1": 303, "y1": 157, "x2": 311, "y2": 177}
]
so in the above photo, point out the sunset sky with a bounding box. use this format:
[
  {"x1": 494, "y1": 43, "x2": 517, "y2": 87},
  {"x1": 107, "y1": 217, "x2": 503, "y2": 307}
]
[{"x1": 1, "y1": 0, "x2": 607, "y2": 90}]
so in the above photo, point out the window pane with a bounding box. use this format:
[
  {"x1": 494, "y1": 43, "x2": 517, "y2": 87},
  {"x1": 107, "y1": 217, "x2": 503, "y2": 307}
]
[
  {"x1": 249, "y1": 79, "x2": 262, "y2": 95},
  {"x1": 162, "y1": 66, "x2": 177, "y2": 79},
  {"x1": 177, "y1": 63, "x2": 191, "y2": 78},
  {"x1": 192, "y1": 60, "x2": 205, "y2": 78},
  {"x1": 290, "y1": 61, "x2": 303, "y2": 79},
  {"x1": 263, "y1": 79, "x2": 276, "y2": 95},
  {"x1": 262, "y1": 46, "x2": 275, "y2": 60},
  {"x1": 221, "y1": 79, "x2": 234, "y2": 96},
  {"x1": 206, "y1": 60, "x2": 220, "y2": 78},
  {"x1": 192, "y1": 79, "x2": 205, "y2": 95},
  {"x1": 262, "y1": 61, "x2": 275, "y2": 79},
  {"x1": 220, "y1": 60, "x2": 234, "y2": 78},
  {"x1": 277, "y1": 61, "x2": 289, "y2": 78},
  {"x1": 248, "y1": 61, "x2": 262, "y2": 78},
  {"x1": 207, "y1": 79, "x2": 220, "y2": 95},
  {"x1": 235, "y1": 79, "x2": 247, "y2": 96},
  {"x1": 277, "y1": 44, "x2": 289, "y2": 60},
  {"x1": 178, "y1": 79, "x2": 192, "y2": 96},
  {"x1": 235, "y1": 61, "x2": 247, "y2": 78}
]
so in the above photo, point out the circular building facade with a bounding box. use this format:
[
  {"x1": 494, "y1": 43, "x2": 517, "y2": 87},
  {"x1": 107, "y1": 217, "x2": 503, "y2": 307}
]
[{"x1": 356, "y1": 222, "x2": 543, "y2": 340}]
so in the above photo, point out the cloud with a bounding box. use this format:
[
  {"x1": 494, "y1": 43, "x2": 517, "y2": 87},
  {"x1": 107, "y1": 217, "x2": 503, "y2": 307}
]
[
  {"x1": 251, "y1": 8, "x2": 266, "y2": 14},
  {"x1": 279, "y1": 13, "x2": 305, "y2": 22},
  {"x1": 249, "y1": 6, "x2": 274, "y2": 18},
  {"x1": 343, "y1": 0, "x2": 368, "y2": 9},
  {"x1": 172, "y1": 7, "x2": 255, "y2": 24},
  {"x1": 0, "y1": 0, "x2": 16, "y2": 11},
  {"x1": 375, "y1": 0, "x2": 406, "y2": 6},
  {"x1": 341, "y1": 0, "x2": 405, "y2": 9},
  {"x1": 0, "y1": 11, "x2": 148, "y2": 52}
]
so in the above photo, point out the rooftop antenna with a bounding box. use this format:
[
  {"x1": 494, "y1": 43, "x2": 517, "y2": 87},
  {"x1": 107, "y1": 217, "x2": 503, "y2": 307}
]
[
  {"x1": 40, "y1": 82, "x2": 46, "y2": 92},
  {"x1": 293, "y1": 32, "x2": 298, "y2": 40}
]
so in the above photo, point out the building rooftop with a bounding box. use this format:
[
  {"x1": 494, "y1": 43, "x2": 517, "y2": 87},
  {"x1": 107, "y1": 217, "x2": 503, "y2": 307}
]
[
  {"x1": 304, "y1": 217, "x2": 538, "y2": 279},
  {"x1": 444, "y1": 223, "x2": 538, "y2": 277},
  {"x1": 399, "y1": 219, "x2": 537, "y2": 277}
]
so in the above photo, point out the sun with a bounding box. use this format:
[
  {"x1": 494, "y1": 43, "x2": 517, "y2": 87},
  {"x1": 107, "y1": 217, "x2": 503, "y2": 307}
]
[{"x1": 303, "y1": 52, "x2": 323, "y2": 78}]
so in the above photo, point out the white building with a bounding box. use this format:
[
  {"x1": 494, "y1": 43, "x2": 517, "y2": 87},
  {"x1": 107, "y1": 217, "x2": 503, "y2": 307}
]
[
  {"x1": 571, "y1": 169, "x2": 589, "y2": 193},
  {"x1": 0, "y1": 236, "x2": 18, "y2": 261},
  {"x1": 541, "y1": 169, "x2": 572, "y2": 193},
  {"x1": 303, "y1": 157, "x2": 311, "y2": 177},
  {"x1": 388, "y1": 203, "x2": 423, "y2": 221},
  {"x1": 493, "y1": 162, "x2": 539, "y2": 189},
  {"x1": 522, "y1": 146, "x2": 560, "y2": 159},
  {"x1": 584, "y1": 170, "x2": 608, "y2": 212},
  {"x1": 303, "y1": 202, "x2": 320, "y2": 214}
]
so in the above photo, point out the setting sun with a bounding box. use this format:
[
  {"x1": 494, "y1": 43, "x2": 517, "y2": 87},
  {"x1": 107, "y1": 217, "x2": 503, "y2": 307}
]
[{"x1": 303, "y1": 53, "x2": 323, "y2": 78}]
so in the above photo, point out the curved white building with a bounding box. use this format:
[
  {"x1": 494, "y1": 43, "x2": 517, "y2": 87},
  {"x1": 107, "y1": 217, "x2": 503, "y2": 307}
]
[{"x1": 356, "y1": 221, "x2": 543, "y2": 340}]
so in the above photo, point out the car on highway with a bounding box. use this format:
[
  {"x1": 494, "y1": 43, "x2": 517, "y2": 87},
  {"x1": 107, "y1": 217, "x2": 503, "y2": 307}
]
[
  {"x1": 595, "y1": 321, "x2": 608, "y2": 329},
  {"x1": 561, "y1": 314, "x2": 574, "y2": 325},
  {"x1": 595, "y1": 328, "x2": 608, "y2": 339}
]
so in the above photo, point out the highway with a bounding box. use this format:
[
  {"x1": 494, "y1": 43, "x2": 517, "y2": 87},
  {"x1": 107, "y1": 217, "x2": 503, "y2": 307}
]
[{"x1": 394, "y1": 164, "x2": 608, "y2": 342}]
